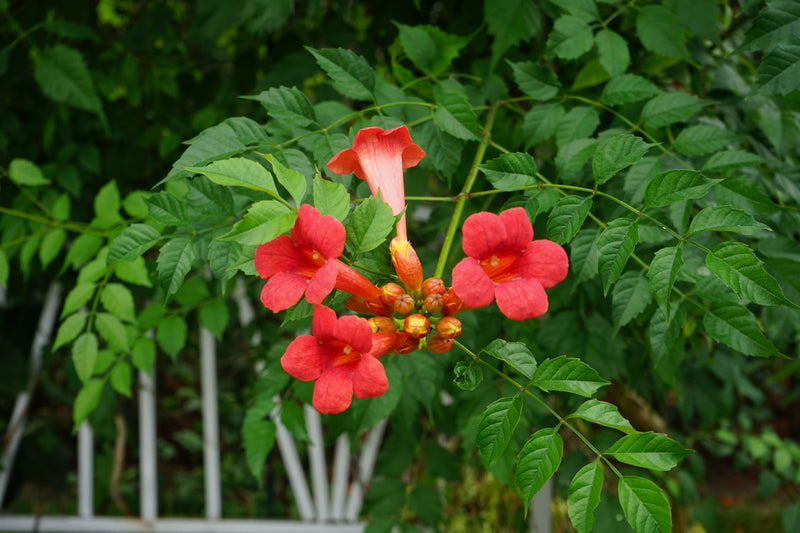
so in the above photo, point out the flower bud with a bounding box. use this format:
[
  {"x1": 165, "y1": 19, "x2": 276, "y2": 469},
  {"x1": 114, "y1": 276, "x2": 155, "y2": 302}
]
[
  {"x1": 421, "y1": 277, "x2": 445, "y2": 298},
  {"x1": 435, "y1": 316, "x2": 462, "y2": 339},
  {"x1": 393, "y1": 293, "x2": 415, "y2": 315},
  {"x1": 390, "y1": 237, "x2": 423, "y2": 293},
  {"x1": 369, "y1": 316, "x2": 397, "y2": 333},
  {"x1": 442, "y1": 287, "x2": 466, "y2": 316},
  {"x1": 344, "y1": 295, "x2": 394, "y2": 317},
  {"x1": 426, "y1": 333, "x2": 454, "y2": 353},
  {"x1": 380, "y1": 282, "x2": 406, "y2": 306},
  {"x1": 423, "y1": 293, "x2": 444, "y2": 314},
  {"x1": 395, "y1": 333, "x2": 420, "y2": 354},
  {"x1": 404, "y1": 313, "x2": 430, "y2": 339}
]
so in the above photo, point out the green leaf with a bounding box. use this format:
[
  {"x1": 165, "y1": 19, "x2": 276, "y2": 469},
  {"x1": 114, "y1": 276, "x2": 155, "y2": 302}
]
[
  {"x1": 33, "y1": 45, "x2": 106, "y2": 126},
  {"x1": 486, "y1": 0, "x2": 542, "y2": 69},
  {"x1": 592, "y1": 133, "x2": 653, "y2": 185},
  {"x1": 157, "y1": 315, "x2": 187, "y2": 360},
  {"x1": 395, "y1": 23, "x2": 470, "y2": 75},
  {"x1": 644, "y1": 170, "x2": 717, "y2": 208},
  {"x1": 618, "y1": 476, "x2": 673, "y2": 533},
  {"x1": 409, "y1": 486, "x2": 443, "y2": 527},
  {"x1": 508, "y1": 60, "x2": 561, "y2": 100},
  {"x1": 547, "y1": 15, "x2": 594, "y2": 60},
  {"x1": 567, "y1": 461, "x2": 603, "y2": 533},
  {"x1": 8, "y1": 159, "x2": 51, "y2": 186},
  {"x1": 72, "y1": 332, "x2": 98, "y2": 383},
  {"x1": 73, "y1": 379, "x2": 105, "y2": 431},
  {"x1": 264, "y1": 153, "x2": 307, "y2": 206},
  {"x1": 546, "y1": 195, "x2": 593, "y2": 245},
  {"x1": 482, "y1": 339, "x2": 537, "y2": 379},
  {"x1": 606, "y1": 432, "x2": 692, "y2": 470},
  {"x1": 596, "y1": 28, "x2": 630, "y2": 77},
  {"x1": 716, "y1": 176, "x2": 780, "y2": 215},
  {"x1": 516, "y1": 427, "x2": 563, "y2": 503},
  {"x1": 523, "y1": 103, "x2": 565, "y2": 146},
  {"x1": 569, "y1": 399, "x2": 637, "y2": 434},
  {"x1": 345, "y1": 195, "x2": 395, "y2": 255},
  {"x1": 53, "y1": 312, "x2": 88, "y2": 351},
  {"x1": 703, "y1": 302, "x2": 782, "y2": 357},
  {"x1": 107, "y1": 224, "x2": 161, "y2": 264},
  {"x1": 647, "y1": 245, "x2": 683, "y2": 312},
  {"x1": 686, "y1": 206, "x2": 769, "y2": 237},
  {"x1": 636, "y1": 5, "x2": 691, "y2": 61},
  {"x1": 751, "y1": 43, "x2": 800, "y2": 96},
  {"x1": 569, "y1": 228, "x2": 600, "y2": 284},
  {"x1": 115, "y1": 256, "x2": 153, "y2": 288},
  {"x1": 641, "y1": 92, "x2": 706, "y2": 128},
  {"x1": 131, "y1": 335, "x2": 156, "y2": 372},
  {"x1": 556, "y1": 138, "x2": 598, "y2": 179},
  {"x1": 110, "y1": 359, "x2": 132, "y2": 397},
  {"x1": 601, "y1": 74, "x2": 660, "y2": 106},
  {"x1": 64, "y1": 234, "x2": 103, "y2": 270},
  {"x1": 741, "y1": 0, "x2": 800, "y2": 52},
  {"x1": 100, "y1": 283, "x2": 136, "y2": 323},
  {"x1": 672, "y1": 124, "x2": 736, "y2": 156},
  {"x1": 306, "y1": 47, "x2": 375, "y2": 101},
  {"x1": 39, "y1": 229, "x2": 65, "y2": 269},
  {"x1": 157, "y1": 235, "x2": 195, "y2": 299},
  {"x1": 350, "y1": 365, "x2": 402, "y2": 436},
  {"x1": 220, "y1": 200, "x2": 296, "y2": 246},
  {"x1": 476, "y1": 396, "x2": 523, "y2": 466},
  {"x1": 701, "y1": 150, "x2": 766, "y2": 173},
  {"x1": 0, "y1": 250, "x2": 8, "y2": 287},
  {"x1": 479, "y1": 152, "x2": 538, "y2": 191},
  {"x1": 146, "y1": 193, "x2": 188, "y2": 226},
  {"x1": 611, "y1": 271, "x2": 652, "y2": 330},
  {"x1": 241, "y1": 86, "x2": 317, "y2": 127},
  {"x1": 706, "y1": 242, "x2": 792, "y2": 307},
  {"x1": 597, "y1": 217, "x2": 639, "y2": 295},
  {"x1": 556, "y1": 106, "x2": 600, "y2": 147},
  {"x1": 433, "y1": 80, "x2": 482, "y2": 141},
  {"x1": 95, "y1": 312, "x2": 130, "y2": 352},
  {"x1": 453, "y1": 361, "x2": 483, "y2": 390},
  {"x1": 187, "y1": 158, "x2": 278, "y2": 195},
  {"x1": 533, "y1": 355, "x2": 610, "y2": 397},
  {"x1": 200, "y1": 300, "x2": 229, "y2": 340},
  {"x1": 93, "y1": 181, "x2": 122, "y2": 228},
  {"x1": 242, "y1": 405, "x2": 277, "y2": 482},
  {"x1": 313, "y1": 175, "x2": 351, "y2": 222}
]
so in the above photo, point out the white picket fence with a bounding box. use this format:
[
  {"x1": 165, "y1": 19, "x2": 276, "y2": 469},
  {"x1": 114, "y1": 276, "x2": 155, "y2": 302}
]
[{"x1": 0, "y1": 282, "x2": 551, "y2": 532}]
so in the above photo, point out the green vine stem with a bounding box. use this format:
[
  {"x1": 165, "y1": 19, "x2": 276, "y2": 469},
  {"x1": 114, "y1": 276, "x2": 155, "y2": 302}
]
[{"x1": 433, "y1": 103, "x2": 499, "y2": 280}]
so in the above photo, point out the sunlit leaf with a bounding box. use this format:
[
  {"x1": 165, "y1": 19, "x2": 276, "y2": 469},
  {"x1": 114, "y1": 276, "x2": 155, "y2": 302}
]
[
  {"x1": 516, "y1": 427, "x2": 563, "y2": 503},
  {"x1": 482, "y1": 339, "x2": 537, "y2": 379},
  {"x1": 618, "y1": 476, "x2": 673, "y2": 533},
  {"x1": 568, "y1": 399, "x2": 637, "y2": 434},
  {"x1": 606, "y1": 431, "x2": 692, "y2": 470},
  {"x1": 533, "y1": 355, "x2": 609, "y2": 397},
  {"x1": 477, "y1": 396, "x2": 523, "y2": 466},
  {"x1": 567, "y1": 461, "x2": 603, "y2": 533}
]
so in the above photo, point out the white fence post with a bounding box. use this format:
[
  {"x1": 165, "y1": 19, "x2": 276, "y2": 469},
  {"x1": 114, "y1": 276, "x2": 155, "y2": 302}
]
[{"x1": 200, "y1": 325, "x2": 222, "y2": 519}]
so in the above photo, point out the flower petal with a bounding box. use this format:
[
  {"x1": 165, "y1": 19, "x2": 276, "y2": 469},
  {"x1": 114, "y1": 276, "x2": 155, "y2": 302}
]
[
  {"x1": 254, "y1": 235, "x2": 302, "y2": 279},
  {"x1": 307, "y1": 212, "x2": 346, "y2": 259},
  {"x1": 334, "y1": 315, "x2": 374, "y2": 355},
  {"x1": 313, "y1": 366, "x2": 355, "y2": 414},
  {"x1": 452, "y1": 257, "x2": 496, "y2": 308},
  {"x1": 281, "y1": 336, "x2": 329, "y2": 381},
  {"x1": 494, "y1": 277, "x2": 548, "y2": 320},
  {"x1": 326, "y1": 147, "x2": 362, "y2": 176},
  {"x1": 499, "y1": 207, "x2": 534, "y2": 253},
  {"x1": 402, "y1": 144, "x2": 426, "y2": 169},
  {"x1": 312, "y1": 304, "x2": 339, "y2": 343},
  {"x1": 517, "y1": 240, "x2": 570, "y2": 288},
  {"x1": 352, "y1": 355, "x2": 389, "y2": 399},
  {"x1": 461, "y1": 211, "x2": 508, "y2": 259},
  {"x1": 305, "y1": 260, "x2": 338, "y2": 304},
  {"x1": 260, "y1": 271, "x2": 307, "y2": 312}
]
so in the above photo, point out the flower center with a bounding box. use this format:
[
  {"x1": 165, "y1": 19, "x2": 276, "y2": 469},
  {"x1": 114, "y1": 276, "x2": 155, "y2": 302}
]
[
  {"x1": 332, "y1": 344, "x2": 362, "y2": 366},
  {"x1": 480, "y1": 252, "x2": 520, "y2": 283}
]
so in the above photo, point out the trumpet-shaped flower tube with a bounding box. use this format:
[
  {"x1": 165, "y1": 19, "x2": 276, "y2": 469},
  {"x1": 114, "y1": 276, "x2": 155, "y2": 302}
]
[
  {"x1": 281, "y1": 305, "x2": 391, "y2": 414},
  {"x1": 451, "y1": 207, "x2": 569, "y2": 321},
  {"x1": 327, "y1": 125, "x2": 425, "y2": 240}
]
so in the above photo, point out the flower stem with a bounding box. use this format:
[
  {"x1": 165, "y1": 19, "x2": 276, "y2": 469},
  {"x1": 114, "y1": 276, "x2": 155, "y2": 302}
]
[{"x1": 433, "y1": 104, "x2": 499, "y2": 280}]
